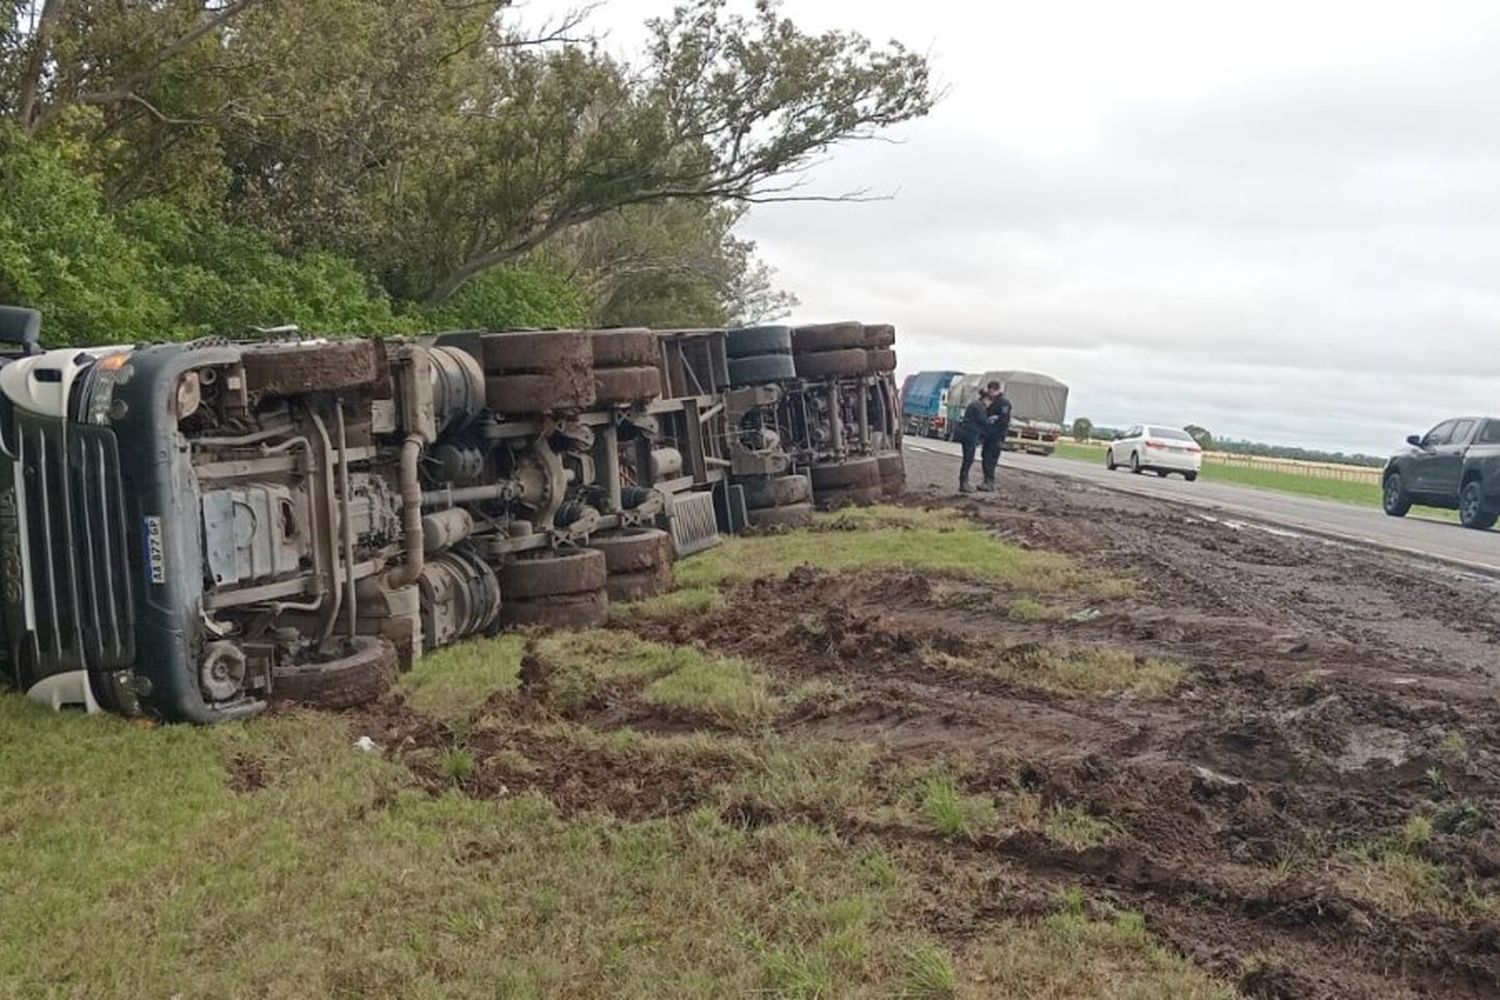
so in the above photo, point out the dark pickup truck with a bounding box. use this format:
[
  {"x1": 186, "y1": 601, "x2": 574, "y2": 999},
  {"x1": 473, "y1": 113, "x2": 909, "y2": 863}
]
[{"x1": 1383, "y1": 416, "x2": 1500, "y2": 529}]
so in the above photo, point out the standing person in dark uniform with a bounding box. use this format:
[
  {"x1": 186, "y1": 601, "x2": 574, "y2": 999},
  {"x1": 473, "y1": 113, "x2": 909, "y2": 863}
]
[
  {"x1": 957, "y1": 383, "x2": 996, "y2": 494},
  {"x1": 978, "y1": 381, "x2": 1011, "y2": 492}
]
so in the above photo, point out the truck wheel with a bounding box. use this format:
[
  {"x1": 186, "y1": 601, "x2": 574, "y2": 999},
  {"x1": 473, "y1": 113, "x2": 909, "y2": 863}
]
[
  {"x1": 593, "y1": 366, "x2": 662, "y2": 406},
  {"x1": 862, "y1": 324, "x2": 896, "y2": 348},
  {"x1": 482, "y1": 330, "x2": 592, "y2": 374},
  {"x1": 1459, "y1": 480, "x2": 1497, "y2": 530},
  {"x1": 1382, "y1": 472, "x2": 1412, "y2": 517},
  {"x1": 486, "y1": 371, "x2": 596, "y2": 414},
  {"x1": 1184, "y1": 471, "x2": 1198, "y2": 482},
  {"x1": 588, "y1": 527, "x2": 674, "y2": 574},
  {"x1": 877, "y1": 452, "x2": 906, "y2": 495},
  {"x1": 729, "y1": 353, "x2": 797, "y2": 386},
  {"x1": 865, "y1": 348, "x2": 897, "y2": 372},
  {"x1": 747, "y1": 502, "x2": 814, "y2": 529},
  {"x1": 792, "y1": 322, "x2": 866, "y2": 353},
  {"x1": 241, "y1": 340, "x2": 380, "y2": 395},
  {"x1": 727, "y1": 325, "x2": 793, "y2": 359},
  {"x1": 809, "y1": 457, "x2": 881, "y2": 492},
  {"x1": 273, "y1": 636, "x2": 396, "y2": 710},
  {"x1": 501, "y1": 548, "x2": 608, "y2": 600},
  {"x1": 500, "y1": 590, "x2": 610, "y2": 630},
  {"x1": 606, "y1": 562, "x2": 676, "y2": 603},
  {"x1": 740, "y1": 473, "x2": 812, "y2": 510},
  {"x1": 815, "y1": 485, "x2": 884, "y2": 509},
  {"x1": 794, "y1": 349, "x2": 869, "y2": 379},
  {"x1": 590, "y1": 329, "x2": 659, "y2": 367}
]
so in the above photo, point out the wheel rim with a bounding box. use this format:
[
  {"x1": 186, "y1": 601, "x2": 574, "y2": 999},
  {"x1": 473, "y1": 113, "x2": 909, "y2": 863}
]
[
  {"x1": 1130, "y1": 453, "x2": 1139, "y2": 472},
  {"x1": 1384, "y1": 476, "x2": 1402, "y2": 510},
  {"x1": 1462, "y1": 485, "x2": 1480, "y2": 522}
]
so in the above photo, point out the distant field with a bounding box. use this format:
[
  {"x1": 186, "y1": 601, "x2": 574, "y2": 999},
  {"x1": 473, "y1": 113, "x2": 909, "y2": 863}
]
[{"x1": 1048, "y1": 442, "x2": 1458, "y2": 520}]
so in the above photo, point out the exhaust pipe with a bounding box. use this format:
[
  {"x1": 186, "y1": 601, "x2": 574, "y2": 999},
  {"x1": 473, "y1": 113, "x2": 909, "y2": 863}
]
[{"x1": 386, "y1": 435, "x2": 425, "y2": 588}]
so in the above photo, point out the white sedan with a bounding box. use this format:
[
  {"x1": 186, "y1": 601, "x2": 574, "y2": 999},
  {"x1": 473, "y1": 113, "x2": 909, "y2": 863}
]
[{"x1": 1105, "y1": 425, "x2": 1203, "y2": 480}]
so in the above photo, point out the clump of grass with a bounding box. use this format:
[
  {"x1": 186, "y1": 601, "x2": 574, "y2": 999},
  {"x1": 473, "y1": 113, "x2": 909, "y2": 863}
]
[
  {"x1": 1436, "y1": 800, "x2": 1490, "y2": 836},
  {"x1": 676, "y1": 504, "x2": 1131, "y2": 598},
  {"x1": 1007, "y1": 598, "x2": 1067, "y2": 623},
  {"x1": 1045, "y1": 806, "x2": 1119, "y2": 850},
  {"x1": 1337, "y1": 813, "x2": 1487, "y2": 919},
  {"x1": 1439, "y1": 729, "x2": 1470, "y2": 763},
  {"x1": 1339, "y1": 849, "x2": 1451, "y2": 919},
  {"x1": 611, "y1": 585, "x2": 724, "y2": 622},
  {"x1": 921, "y1": 777, "x2": 997, "y2": 839},
  {"x1": 398, "y1": 634, "x2": 526, "y2": 721},
  {"x1": 939, "y1": 644, "x2": 1184, "y2": 698},
  {"x1": 644, "y1": 655, "x2": 774, "y2": 727},
  {"x1": 440, "y1": 747, "x2": 476, "y2": 783},
  {"x1": 998, "y1": 792, "x2": 1117, "y2": 849},
  {"x1": 900, "y1": 942, "x2": 957, "y2": 998},
  {"x1": 530, "y1": 631, "x2": 776, "y2": 727},
  {"x1": 962, "y1": 892, "x2": 1237, "y2": 998}
]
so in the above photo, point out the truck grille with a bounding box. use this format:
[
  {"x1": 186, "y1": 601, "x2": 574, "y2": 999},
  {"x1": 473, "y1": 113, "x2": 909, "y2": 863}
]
[
  {"x1": 667, "y1": 489, "x2": 721, "y2": 557},
  {"x1": 15, "y1": 415, "x2": 135, "y2": 672}
]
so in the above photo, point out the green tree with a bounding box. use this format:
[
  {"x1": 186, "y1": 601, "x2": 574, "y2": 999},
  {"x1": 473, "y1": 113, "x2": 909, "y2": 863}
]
[
  {"x1": 1072, "y1": 417, "x2": 1093, "y2": 442},
  {"x1": 557, "y1": 202, "x2": 796, "y2": 328},
  {"x1": 368, "y1": 0, "x2": 934, "y2": 302},
  {"x1": 0, "y1": 123, "x2": 169, "y2": 343},
  {"x1": 1184, "y1": 425, "x2": 1214, "y2": 450}
]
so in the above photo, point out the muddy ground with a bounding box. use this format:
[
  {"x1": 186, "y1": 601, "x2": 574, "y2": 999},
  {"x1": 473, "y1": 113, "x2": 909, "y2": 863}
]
[{"x1": 364, "y1": 447, "x2": 1500, "y2": 999}]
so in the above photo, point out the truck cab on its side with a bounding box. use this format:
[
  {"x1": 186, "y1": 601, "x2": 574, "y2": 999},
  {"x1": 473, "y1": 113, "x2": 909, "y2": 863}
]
[{"x1": 1383, "y1": 417, "x2": 1500, "y2": 529}]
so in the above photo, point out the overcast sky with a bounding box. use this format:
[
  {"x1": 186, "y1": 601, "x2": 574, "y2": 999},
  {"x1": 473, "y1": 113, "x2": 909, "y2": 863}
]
[{"x1": 588, "y1": 0, "x2": 1500, "y2": 454}]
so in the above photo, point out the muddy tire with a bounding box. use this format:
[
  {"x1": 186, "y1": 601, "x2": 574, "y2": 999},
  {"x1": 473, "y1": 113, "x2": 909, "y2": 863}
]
[
  {"x1": 499, "y1": 590, "x2": 610, "y2": 630},
  {"x1": 728, "y1": 353, "x2": 797, "y2": 386},
  {"x1": 606, "y1": 562, "x2": 676, "y2": 603},
  {"x1": 865, "y1": 348, "x2": 897, "y2": 372},
  {"x1": 485, "y1": 371, "x2": 596, "y2": 414},
  {"x1": 816, "y1": 485, "x2": 884, "y2": 509},
  {"x1": 482, "y1": 330, "x2": 592, "y2": 374},
  {"x1": 501, "y1": 548, "x2": 608, "y2": 600},
  {"x1": 272, "y1": 636, "x2": 396, "y2": 710},
  {"x1": 809, "y1": 457, "x2": 881, "y2": 492},
  {"x1": 794, "y1": 349, "x2": 870, "y2": 379},
  {"x1": 862, "y1": 323, "x2": 896, "y2": 348},
  {"x1": 747, "y1": 502, "x2": 815, "y2": 529},
  {"x1": 877, "y1": 452, "x2": 906, "y2": 495},
  {"x1": 727, "y1": 325, "x2": 793, "y2": 359},
  {"x1": 792, "y1": 322, "x2": 866, "y2": 353},
  {"x1": 593, "y1": 366, "x2": 662, "y2": 405},
  {"x1": 588, "y1": 527, "x2": 674, "y2": 574},
  {"x1": 590, "y1": 328, "x2": 659, "y2": 367},
  {"x1": 242, "y1": 340, "x2": 380, "y2": 396},
  {"x1": 741, "y1": 473, "x2": 812, "y2": 510}
]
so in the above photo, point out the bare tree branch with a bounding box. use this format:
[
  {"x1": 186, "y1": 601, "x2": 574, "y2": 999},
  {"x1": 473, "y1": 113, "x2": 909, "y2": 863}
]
[{"x1": 16, "y1": 0, "x2": 66, "y2": 127}]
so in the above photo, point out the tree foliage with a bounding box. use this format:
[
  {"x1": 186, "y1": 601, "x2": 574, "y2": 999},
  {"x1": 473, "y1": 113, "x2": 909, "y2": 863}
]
[
  {"x1": 1184, "y1": 425, "x2": 1214, "y2": 451},
  {"x1": 1071, "y1": 417, "x2": 1093, "y2": 442},
  {"x1": 0, "y1": 0, "x2": 933, "y2": 337}
]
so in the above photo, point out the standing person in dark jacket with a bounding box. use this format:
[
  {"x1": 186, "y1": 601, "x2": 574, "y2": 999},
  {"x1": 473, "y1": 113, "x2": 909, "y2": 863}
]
[
  {"x1": 978, "y1": 383, "x2": 1012, "y2": 491},
  {"x1": 957, "y1": 383, "x2": 997, "y2": 493}
]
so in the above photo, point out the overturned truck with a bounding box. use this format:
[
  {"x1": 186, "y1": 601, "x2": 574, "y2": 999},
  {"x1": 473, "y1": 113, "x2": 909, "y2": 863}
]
[{"x1": 0, "y1": 308, "x2": 901, "y2": 723}]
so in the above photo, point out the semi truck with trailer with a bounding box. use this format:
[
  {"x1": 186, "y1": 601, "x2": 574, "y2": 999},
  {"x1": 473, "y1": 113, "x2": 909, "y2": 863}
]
[
  {"x1": 0, "y1": 306, "x2": 902, "y2": 723},
  {"x1": 900, "y1": 370, "x2": 962, "y2": 439},
  {"x1": 945, "y1": 370, "x2": 1069, "y2": 455}
]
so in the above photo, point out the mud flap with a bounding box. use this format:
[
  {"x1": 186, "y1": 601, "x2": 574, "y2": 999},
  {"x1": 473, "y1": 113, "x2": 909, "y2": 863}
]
[{"x1": 666, "y1": 489, "x2": 721, "y2": 557}]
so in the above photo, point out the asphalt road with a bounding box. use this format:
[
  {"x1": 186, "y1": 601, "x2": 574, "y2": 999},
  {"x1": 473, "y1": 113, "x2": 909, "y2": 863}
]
[{"x1": 905, "y1": 438, "x2": 1500, "y2": 578}]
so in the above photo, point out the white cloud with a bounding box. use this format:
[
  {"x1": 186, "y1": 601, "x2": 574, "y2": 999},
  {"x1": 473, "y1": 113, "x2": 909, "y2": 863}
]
[{"x1": 587, "y1": 0, "x2": 1500, "y2": 452}]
